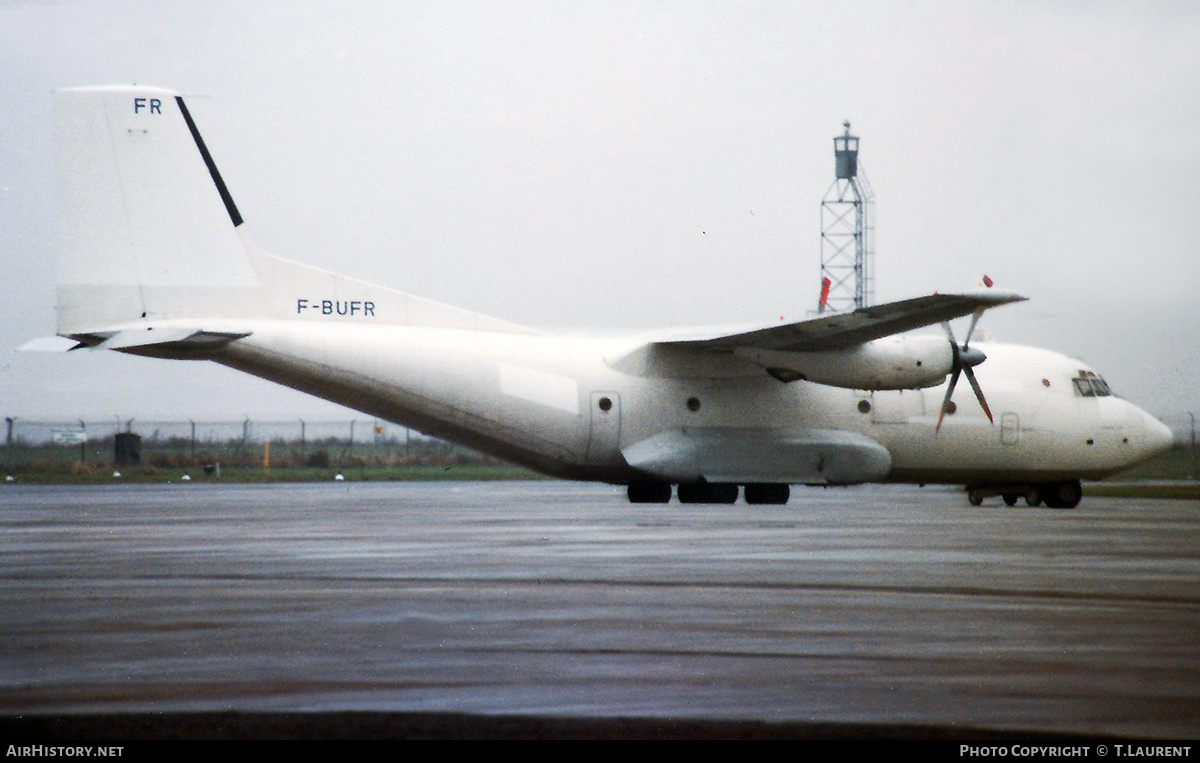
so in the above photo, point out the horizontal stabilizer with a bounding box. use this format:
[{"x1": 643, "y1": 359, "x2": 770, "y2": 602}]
[
  {"x1": 622, "y1": 427, "x2": 892, "y2": 485},
  {"x1": 17, "y1": 336, "x2": 86, "y2": 352},
  {"x1": 92, "y1": 328, "x2": 251, "y2": 352}
]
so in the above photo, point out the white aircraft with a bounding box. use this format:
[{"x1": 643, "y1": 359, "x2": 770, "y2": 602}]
[{"x1": 31, "y1": 85, "x2": 1173, "y2": 509}]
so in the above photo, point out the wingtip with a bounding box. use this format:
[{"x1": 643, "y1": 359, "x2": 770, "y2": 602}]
[
  {"x1": 959, "y1": 288, "x2": 1027, "y2": 305},
  {"x1": 17, "y1": 336, "x2": 85, "y2": 353}
]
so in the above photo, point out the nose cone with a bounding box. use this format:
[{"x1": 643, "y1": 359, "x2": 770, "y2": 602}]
[{"x1": 1142, "y1": 412, "x2": 1175, "y2": 459}]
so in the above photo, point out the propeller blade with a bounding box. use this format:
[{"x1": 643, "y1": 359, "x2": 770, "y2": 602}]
[
  {"x1": 935, "y1": 365, "x2": 961, "y2": 434},
  {"x1": 935, "y1": 303, "x2": 1000, "y2": 434},
  {"x1": 963, "y1": 367, "x2": 994, "y2": 424},
  {"x1": 963, "y1": 309, "x2": 984, "y2": 348}
]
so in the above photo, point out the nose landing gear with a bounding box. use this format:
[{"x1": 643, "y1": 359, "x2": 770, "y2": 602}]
[
  {"x1": 1036, "y1": 480, "x2": 1083, "y2": 509},
  {"x1": 966, "y1": 479, "x2": 1082, "y2": 509}
]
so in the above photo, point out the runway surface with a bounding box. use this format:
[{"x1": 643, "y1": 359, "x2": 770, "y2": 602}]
[{"x1": 2, "y1": 480, "x2": 1198, "y2": 739}]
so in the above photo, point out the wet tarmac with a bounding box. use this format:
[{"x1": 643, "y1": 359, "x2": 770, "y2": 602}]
[{"x1": 2, "y1": 480, "x2": 1198, "y2": 739}]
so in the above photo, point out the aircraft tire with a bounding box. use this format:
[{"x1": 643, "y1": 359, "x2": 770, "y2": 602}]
[
  {"x1": 744, "y1": 483, "x2": 790, "y2": 505},
  {"x1": 677, "y1": 482, "x2": 739, "y2": 504},
  {"x1": 1038, "y1": 480, "x2": 1082, "y2": 509},
  {"x1": 627, "y1": 482, "x2": 672, "y2": 504},
  {"x1": 1003, "y1": 493, "x2": 1019, "y2": 506}
]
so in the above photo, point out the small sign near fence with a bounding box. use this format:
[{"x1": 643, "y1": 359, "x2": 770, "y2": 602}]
[{"x1": 52, "y1": 429, "x2": 87, "y2": 445}]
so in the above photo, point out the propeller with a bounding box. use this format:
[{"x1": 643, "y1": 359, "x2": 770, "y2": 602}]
[{"x1": 935, "y1": 309, "x2": 994, "y2": 434}]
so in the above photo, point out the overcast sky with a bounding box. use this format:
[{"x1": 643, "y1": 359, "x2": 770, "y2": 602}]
[{"x1": 1, "y1": 1, "x2": 1197, "y2": 432}]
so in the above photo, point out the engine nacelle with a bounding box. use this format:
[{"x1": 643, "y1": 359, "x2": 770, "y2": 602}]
[{"x1": 734, "y1": 334, "x2": 955, "y2": 390}]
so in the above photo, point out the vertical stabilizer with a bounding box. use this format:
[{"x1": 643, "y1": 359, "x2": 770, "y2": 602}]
[
  {"x1": 55, "y1": 85, "x2": 263, "y2": 334},
  {"x1": 54, "y1": 85, "x2": 535, "y2": 340}
]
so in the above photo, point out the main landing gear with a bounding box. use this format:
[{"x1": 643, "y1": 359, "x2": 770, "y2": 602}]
[
  {"x1": 626, "y1": 481, "x2": 672, "y2": 504},
  {"x1": 626, "y1": 481, "x2": 790, "y2": 505},
  {"x1": 966, "y1": 479, "x2": 1083, "y2": 510}
]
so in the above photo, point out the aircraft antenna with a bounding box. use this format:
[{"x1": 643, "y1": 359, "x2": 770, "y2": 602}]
[{"x1": 818, "y1": 121, "x2": 874, "y2": 313}]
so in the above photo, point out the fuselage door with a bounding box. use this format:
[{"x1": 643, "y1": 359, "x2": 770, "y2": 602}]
[
  {"x1": 1001, "y1": 412, "x2": 1020, "y2": 445},
  {"x1": 587, "y1": 391, "x2": 622, "y2": 463}
]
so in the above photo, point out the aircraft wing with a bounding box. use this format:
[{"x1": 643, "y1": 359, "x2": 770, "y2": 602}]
[{"x1": 661, "y1": 289, "x2": 1026, "y2": 353}]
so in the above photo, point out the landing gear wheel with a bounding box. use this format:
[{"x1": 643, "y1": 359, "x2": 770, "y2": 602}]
[
  {"x1": 627, "y1": 482, "x2": 671, "y2": 504},
  {"x1": 1003, "y1": 493, "x2": 1019, "y2": 507},
  {"x1": 1024, "y1": 490, "x2": 1042, "y2": 507},
  {"x1": 744, "y1": 483, "x2": 790, "y2": 505},
  {"x1": 1037, "y1": 480, "x2": 1082, "y2": 510},
  {"x1": 968, "y1": 490, "x2": 985, "y2": 506},
  {"x1": 677, "y1": 481, "x2": 739, "y2": 504}
]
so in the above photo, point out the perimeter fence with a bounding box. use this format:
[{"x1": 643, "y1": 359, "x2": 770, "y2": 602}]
[
  {"x1": 4, "y1": 411, "x2": 1196, "y2": 477},
  {"x1": 1, "y1": 417, "x2": 486, "y2": 474}
]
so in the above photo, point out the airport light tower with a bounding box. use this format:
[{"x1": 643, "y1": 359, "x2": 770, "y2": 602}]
[{"x1": 818, "y1": 121, "x2": 874, "y2": 313}]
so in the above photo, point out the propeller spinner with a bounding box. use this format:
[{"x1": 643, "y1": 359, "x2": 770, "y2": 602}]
[{"x1": 935, "y1": 309, "x2": 994, "y2": 434}]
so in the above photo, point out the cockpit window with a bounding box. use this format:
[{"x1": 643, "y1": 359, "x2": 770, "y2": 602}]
[{"x1": 1072, "y1": 370, "x2": 1113, "y2": 398}]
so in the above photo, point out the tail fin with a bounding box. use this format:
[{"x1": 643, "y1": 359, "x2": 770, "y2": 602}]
[
  {"x1": 55, "y1": 86, "x2": 264, "y2": 334},
  {"x1": 54, "y1": 85, "x2": 531, "y2": 341}
]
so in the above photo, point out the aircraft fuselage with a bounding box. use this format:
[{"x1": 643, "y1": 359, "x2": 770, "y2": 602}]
[{"x1": 159, "y1": 321, "x2": 1171, "y2": 492}]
